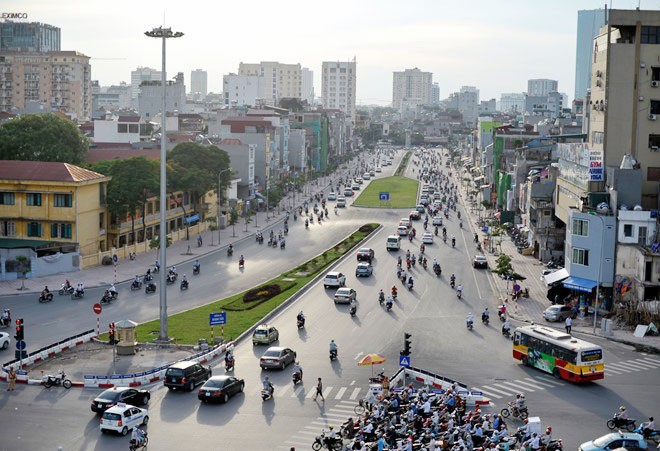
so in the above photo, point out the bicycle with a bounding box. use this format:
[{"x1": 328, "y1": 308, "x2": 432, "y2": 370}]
[{"x1": 353, "y1": 397, "x2": 370, "y2": 415}]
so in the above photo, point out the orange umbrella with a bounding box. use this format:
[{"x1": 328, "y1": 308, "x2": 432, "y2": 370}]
[{"x1": 358, "y1": 354, "x2": 386, "y2": 377}]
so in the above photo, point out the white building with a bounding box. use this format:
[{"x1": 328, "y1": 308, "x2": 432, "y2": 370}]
[
  {"x1": 432, "y1": 82, "x2": 440, "y2": 106},
  {"x1": 500, "y1": 93, "x2": 525, "y2": 113},
  {"x1": 321, "y1": 60, "x2": 357, "y2": 120},
  {"x1": 301, "y1": 67, "x2": 314, "y2": 105},
  {"x1": 458, "y1": 86, "x2": 479, "y2": 127},
  {"x1": 92, "y1": 114, "x2": 150, "y2": 143},
  {"x1": 527, "y1": 79, "x2": 559, "y2": 97},
  {"x1": 131, "y1": 67, "x2": 161, "y2": 108},
  {"x1": 138, "y1": 72, "x2": 186, "y2": 120},
  {"x1": 238, "y1": 61, "x2": 302, "y2": 106},
  {"x1": 190, "y1": 69, "x2": 208, "y2": 97},
  {"x1": 222, "y1": 73, "x2": 260, "y2": 107},
  {"x1": 392, "y1": 67, "x2": 433, "y2": 113}
]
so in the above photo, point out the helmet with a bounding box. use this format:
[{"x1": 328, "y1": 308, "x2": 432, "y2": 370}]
[
  {"x1": 620, "y1": 406, "x2": 626, "y2": 411},
  {"x1": 331, "y1": 339, "x2": 335, "y2": 343},
  {"x1": 183, "y1": 274, "x2": 186, "y2": 277},
  {"x1": 264, "y1": 376, "x2": 269, "y2": 380},
  {"x1": 546, "y1": 427, "x2": 552, "y2": 433},
  {"x1": 329, "y1": 426, "x2": 334, "y2": 430},
  {"x1": 524, "y1": 419, "x2": 529, "y2": 424}
]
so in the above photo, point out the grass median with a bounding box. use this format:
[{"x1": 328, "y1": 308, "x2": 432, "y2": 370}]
[
  {"x1": 352, "y1": 176, "x2": 419, "y2": 208},
  {"x1": 122, "y1": 223, "x2": 380, "y2": 345}
]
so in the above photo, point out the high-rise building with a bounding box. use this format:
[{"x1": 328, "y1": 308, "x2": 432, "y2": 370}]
[
  {"x1": 575, "y1": 9, "x2": 607, "y2": 101},
  {"x1": 500, "y1": 93, "x2": 525, "y2": 113},
  {"x1": 458, "y1": 86, "x2": 479, "y2": 127},
  {"x1": 138, "y1": 72, "x2": 186, "y2": 120},
  {"x1": 301, "y1": 67, "x2": 314, "y2": 105},
  {"x1": 432, "y1": 82, "x2": 440, "y2": 106},
  {"x1": 222, "y1": 73, "x2": 260, "y2": 106},
  {"x1": 190, "y1": 69, "x2": 208, "y2": 97},
  {"x1": 130, "y1": 67, "x2": 161, "y2": 108},
  {"x1": 238, "y1": 62, "x2": 302, "y2": 106},
  {"x1": 0, "y1": 21, "x2": 60, "y2": 53},
  {"x1": 321, "y1": 60, "x2": 357, "y2": 119},
  {"x1": 392, "y1": 67, "x2": 433, "y2": 113},
  {"x1": 527, "y1": 79, "x2": 558, "y2": 97},
  {"x1": 0, "y1": 50, "x2": 92, "y2": 120}
]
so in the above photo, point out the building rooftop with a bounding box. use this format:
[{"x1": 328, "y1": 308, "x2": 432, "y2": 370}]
[{"x1": 0, "y1": 161, "x2": 107, "y2": 183}]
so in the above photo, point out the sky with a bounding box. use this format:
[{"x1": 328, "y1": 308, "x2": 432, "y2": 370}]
[{"x1": 10, "y1": 0, "x2": 660, "y2": 106}]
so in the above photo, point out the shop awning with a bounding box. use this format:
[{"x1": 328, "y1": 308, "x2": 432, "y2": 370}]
[
  {"x1": 543, "y1": 268, "x2": 569, "y2": 287},
  {"x1": 0, "y1": 239, "x2": 56, "y2": 250},
  {"x1": 562, "y1": 276, "x2": 598, "y2": 292}
]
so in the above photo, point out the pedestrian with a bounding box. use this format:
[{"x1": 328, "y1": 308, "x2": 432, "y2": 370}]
[
  {"x1": 313, "y1": 377, "x2": 324, "y2": 401},
  {"x1": 565, "y1": 316, "x2": 572, "y2": 334},
  {"x1": 7, "y1": 367, "x2": 17, "y2": 391}
]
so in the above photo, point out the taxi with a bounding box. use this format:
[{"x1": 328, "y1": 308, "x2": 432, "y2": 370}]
[
  {"x1": 252, "y1": 324, "x2": 279, "y2": 346},
  {"x1": 100, "y1": 403, "x2": 149, "y2": 435}
]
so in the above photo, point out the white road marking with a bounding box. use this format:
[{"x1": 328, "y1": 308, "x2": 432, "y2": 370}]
[
  {"x1": 335, "y1": 387, "x2": 347, "y2": 399},
  {"x1": 524, "y1": 377, "x2": 555, "y2": 388},
  {"x1": 292, "y1": 386, "x2": 305, "y2": 397},
  {"x1": 513, "y1": 379, "x2": 547, "y2": 391},
  {"x1": 496, "y1": 381, "x2": 535, "y2": 392},
  {"x1": 533, "y1": 376, "x2": 565, "y2": 386},
  {"x1": 277, "y1": 385, "x2": 291, "y2": 397},
  {"x1": 607, "y1": 362, "x2": 641, "y2": 372},
  {"x1": 481, "y1": 385, "x2": 515, "y2": 396},
  {"x1": 604, "y1": 368, "x2": 623, "y2": 375},
  {"x1": 627, "y1": 360, "x2": 658, "y2": 370},
  {"x1": 638, "y1": 358, "x2": 660, "y2": 367},
  {"x1": 472, "y1": 387, "x2": 503, "y2": 399},
  {"x1": 349, "y1": 387, "x2": 362, "y2": 400},
  {"x1": 354, "y1": 352, "x2": 364, "y2": 361},
  {"x1": 603, "y1": 364, "x2": 633, "y2": 373}
]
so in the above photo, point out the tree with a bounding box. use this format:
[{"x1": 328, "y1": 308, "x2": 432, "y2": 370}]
[
  {"x1": 494, "y1": 254, "x2": 513, "y2": 278},
  {"x1": 228, "y1": 207, "x2": 239, "y2": 237},
  {"x1": 0, "y1": 114, "x2": 88, "y2": 164}
]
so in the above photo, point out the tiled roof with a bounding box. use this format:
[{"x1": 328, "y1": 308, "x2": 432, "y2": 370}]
[{"x1": 0, "y1": 161, "x2": 107, "y2": 183}]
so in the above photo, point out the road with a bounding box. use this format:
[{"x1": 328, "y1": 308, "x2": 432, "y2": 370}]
[{"x1": 1, "y1": 148, "x2": 658, "y2": 450}]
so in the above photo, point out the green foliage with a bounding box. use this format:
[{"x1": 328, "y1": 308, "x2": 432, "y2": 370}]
[
  {"x1": 0, "y1": 114, "x2": 88, "y2": 164},
  {"x1": 149, "y1": 236, "x2": 171, "y2": 249},
  {"x1": 205, "y1": 216, "x2": 218, "y2": 232},
  {"x1": 494, "y1": 253, "x2": 513, "y2": 276}
]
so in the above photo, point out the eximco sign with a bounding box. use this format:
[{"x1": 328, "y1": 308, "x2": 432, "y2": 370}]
[{"x1": 2, "y1": 13, "x2": 28, "y2": 19}]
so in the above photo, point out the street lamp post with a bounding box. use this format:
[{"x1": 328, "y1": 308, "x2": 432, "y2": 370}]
[
  {"x1": 145, "y1": 26, "x2": 183, "y2": 343},
  {"x1": 217, "y1": 168, "x2": 232, "y2": 245}
]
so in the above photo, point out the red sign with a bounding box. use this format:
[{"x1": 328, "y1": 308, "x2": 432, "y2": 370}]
[{"x1": 93, "y1": 303, "x2": 102, "y2": 315}]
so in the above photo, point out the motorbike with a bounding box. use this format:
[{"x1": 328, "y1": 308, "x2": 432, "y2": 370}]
[
  {"x1": 467, "y1": 320, "x2": 473, "y2": 331},
  {"x1": 42, "y1": 370, "x2": 72, "y2": 389},
  {"x1": 129, "y1": 432, "x2": 149, "y2": 451},
  {"x1": 166, "y1": 273, "x2": 177, "y2": 285},
  {"x1": 227, "y1": 247, "x2": 233, "y2": 257},
  {"x1": 145, "y1": 283, "x2": 157, "y2": 294},
  {"x1": 193, "y1": 265, "x2": 200, "y2": 275},
  {"x1": 225, "y1": 358, "x2": 234, "y2": 372},
  {"x1": 422, "y1": 259, "x2": 428, "y2": 269},
  {"x1": 433, "y1": 263, "x2": 441, "y2": 277},
  {"x1": 153, "y1": 265, "x2": 160, "y2": 274},
  {"x1": 297, "y1": 317, "x2": 305, "y2": 329},
  {"x1": 39, "y1": 292, "x2": 54, "y2": 303},
  {"x1": 386, "y1": 300, "x2": 393, "y2": 312},
  {"x1": 100, "y1": 292, "x2": 116, "y2": 305},
  {"x1": 482, "y1": 314, "x2": 490, "y2": 326},
  {"x1": 305, "y1": 220, "x2": 309, "y2": 229},
  {"x1": 239, "y1": 258, "x2": 245, "y2": 269},
  {"x1": 130, "y1": 280, "x2": 143, "y2": 291},
  {"x1": 349, "y1": 304, "x2": 357, "y2": 317},
  {"x1": 369, "y1": 372, "x2": 386, "y2": 384},
  {"x1": 329, "y1": 349, "x2": 338, "y2": 361},
  {"x1": 378, "y1": 293, "x2": 385, "y2": 305},
  {"x1": 256, "y1": 233, "x2": 264, "y2": 244},
  {"x1": 456, "y1": 289, "x2": 462, "y2": 299},
  {"x1": 407, "y1": 281, "x2": 414, "y2": 291},
  {"x1": 292, "y1": 371, "x2": 302, "y2": 385},
  {"x1": 180, "y1": 280, "x2": 189, "y2": 291},
  {"x1": 500, "y1": 402, "x2": 529, "y2": 420},
  {"x1": 312, "y1": 432, "x2": 342, "y2": 451},
  {"x1": 452, "y1": 238, "x2": 456, "y2": 248},
  {"x1": 0, "y1": 309, "x2": 11, "y2": 328},
  {"x1": 261, "y1": 387, "x2": 274, "y2": 401},
  {"x1": 498, "y1": 308, "x2": 506, "y2": 321},
  {"x1": 632, "y1": 425, "x2": 660, "y2": 443},
  {"x1": 58, "y1": 284, "x2": 74, "y2": 295},
  {"x1": 280, "y1": 241, "x2": 286, "y2": 249},
  {"x1": 144, "y1": 273, "x2": 154, "y2": 282},
  {"x1": 502, "y1": 325, "x2": 511, "y2": 338},
  {"x1": 477, "y1": 242, "x2": 482, "y2": 251},
  {"x1": 607, "y1": 414, "x2": 637, "y2": 431}
]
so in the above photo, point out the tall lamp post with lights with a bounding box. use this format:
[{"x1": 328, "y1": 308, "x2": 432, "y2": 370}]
[{"x1": 145, "y1": 26, "x2": 184, "y2": 342}]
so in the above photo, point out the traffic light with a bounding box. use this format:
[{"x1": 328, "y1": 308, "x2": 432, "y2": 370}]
[
  {"x1": 401, "y1": 332, "x2": 412, "y2": 356},
  {"x1": 108, "y1": 322, "x2": 115, "y2": 344},
  {"x1": 15, "y1": 318, "x2": 24, "y2": 342}
]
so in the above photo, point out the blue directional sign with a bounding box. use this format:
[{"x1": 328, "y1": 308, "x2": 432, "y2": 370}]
[
  {"x1": 483, "y1": 226, "x2": 489, "y2": 233},
  {"x1": 112, "y1": 254, "x2": 118, "y2": 264},
  {"x1": 16, "y1": 340, "x2": 26, "y2": 350},
  {"x1": 399, "y1": 355, "x2": 411, "y2": 367},
  {"x1": 379, "y1": 192, "x2": 390, "y2": 201},
  {"x1": 210, "y1": 312, "x2": 226, "y2": 326}
]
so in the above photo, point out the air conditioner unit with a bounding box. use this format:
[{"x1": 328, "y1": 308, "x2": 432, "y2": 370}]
[
  {"x1": 596, "y1": 70, "x2": 603, "y2": 77},
  {"x1": 651, "y1": 146, "x2": 659, "y2": 151},
  {"x1": 596, "y1": 80, "x2": 602, "y2": 87},
  {"x1": 652, "y1": 81, "x2": 659, "y2": 88},
  {"x1": 649, "y1": 114, "x2": 657, "y2": 121}
]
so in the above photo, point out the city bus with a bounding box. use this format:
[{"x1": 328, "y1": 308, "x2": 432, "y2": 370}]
[{"x1": 513, "y1": 325, "x2": 604, "y2": 382}]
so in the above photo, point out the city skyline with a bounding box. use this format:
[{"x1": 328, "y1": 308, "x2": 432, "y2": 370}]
[{"x1": 8, "y1": 0, "x2": 657, "y2": 106}]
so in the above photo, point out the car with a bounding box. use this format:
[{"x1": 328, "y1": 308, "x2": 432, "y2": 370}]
[
  {"x1": 164, "y1": 361, "x2": 212, "y2": 391},
  {"x1": 343, "y1": 189, "x2": 354, "y2": 197},
  {"x1": 0, "y1": 331, "x2": 9, "y2": 350},
  {"x1": 323, "y1": 271, "x2": 346, "y2": 289},
  {"x1": 369, "y1": 170, "x2": 376, "y2": 176},
  {"x1": 327, "y1": 192, "x2": 337, "y2": 201},
  {"x1": 355, "y1": 262, "x2": 373, "y2": 277},
  {"x1": 351, "y1": 184, "x2": 360, "y2": 191},
  {"x1": 579, "y1": 432, "x2": 647, "y2": 451},
  {"x1": 386, "y1": 235, "x2": 401, "y2": 251},
  {"x1": 91, "y1": 387, "x2": 150, "y2": 414},
  {"x1": 473, "y1": 255, "x2": 488, "y2": 269},
  {"x1": 399, "y1": 218, "x2": 411, "y2": 228},
  {"x1": 355, "y1": 177, "x2": 364, "y2": 185},
  {"x1": 397, "y1": 226, "x2": 409, "y2": 236},
  {"x1": 334, "y1": 287, "x2": 357, "y2": 304},
  {"x1": 375, "y1": 166, "x2": 382, "y2": 172},
  {"x1": 356, "y1": 247, "x2": 375, "y2": 262},
  {"x1": 197, "y1": 375, "x2": 245, "y2": 403},
  {"x1": 260, "y1": 346, "x2": 297, "y2": 370},
  {"x1": 416, "y1": 204, "x2": 426, "y2": 213},
  {"x1": 362, "y1": 173, "x2": 371, "y2": 180},
  {"x1": 336, "y1": 196, "x2": 347, "y2": 207},
  {"x1": 432, "y1": 216, "x2": 443, "y2": 226},
  {"x1": 409, "y1": 210, "x2": 421, "y2": 220},
  {"x1": 252, "y1": 324, "x2": 279, "y2": 345},
  {"x1": 100, "y1": 403, "x2": 148, "y2": 435},
  {"x1": 543, "y1": 305, "x2": 574, "y2": 322},
  {"x1": 420, "y1": 197, "x2": 429, "y2": 206},
  {"x1": 422, "y1": 232, "x2": 434, "y2": 244}
]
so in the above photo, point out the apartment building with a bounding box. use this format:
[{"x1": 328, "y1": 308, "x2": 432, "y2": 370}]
[
  {"x1": 392, "y1": 68, "x2": 433, "y2": 114},
  {"x1": 0, "y1": 161, "x2": 110, "y2": 274},
  {"x1": 500, "y1": 93, "x2": 525, "y2": 113},
  {"x1": 0, "y1": 50, "x2": 92, "y2": 120},
  {"x1": 222, "y1": 73, "x2": 259, "y2": 107},
  {"x1": 0, "y1": 20, "x2": 60, "y2": 53},
  {"x1": 138, "y1": 72, "x2": 186, "y2": 120},
  {"x1": 131, "y1": 67, "x2": 161, "y2": 109},
  {"x1": 321, "y1": 60, "x2": 357, "y2": 120},
  {"x1": 190, "y1": 69, "x2": 208, "y2": 98},
  {"x1": 575, "y1": 9, "x2": 607, "y2": 101},
  {"x1": 238, "y1": 62, "x2": 302, "y2": 106},
  {"x1": 527, "y1": 79, "x2": 558, "y2": 97},
  {"x1": 589, "y1": 8, "x2": 660, "y2": 209}
]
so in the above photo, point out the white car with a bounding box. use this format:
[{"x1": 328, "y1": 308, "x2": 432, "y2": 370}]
[
  {"x1": 323, "y1": 271, "x2": 346, "y2": 289},
  {"x1": 327, "y1": 192, "x2": 337, "y2": 201},
  {"x1": 397, "y1": 226, "x2": 409, "y2": 236},
  {"x1": 432, "y1": 216, "x2": 443, "y2": 226},
  {"x1": 399, "y1": 218, "x2": 411, "y2": 228},
  {"x1": 0, "y1": 331, "x2": 9, "y2": 350},
  {"x1": 422, "y1": 232, "x2": 434, "y2": 244},
  {"x1": 100, "y1": 403, "x2": 148, "y2": 435}
]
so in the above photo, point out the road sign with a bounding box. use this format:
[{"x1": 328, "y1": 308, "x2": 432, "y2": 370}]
[
  {"x1": 112, "y1": 254, "x2": 118, "y2": 264},
  {"x1": 93, "y1": 303, "x2": 103, "y2": 315},
  {"x1": 483, "y1": 226, "x2": 489, "y2": 233},
  {"x1": 210, "y1": 312, "x2": 226, "y2": 326},
  {"x1": 399, "y1": 355, "x2": 411, "y2": 367},
  {"x1": 16, "y1": 340, "x2": 26, "y2": 350},
  {"x1": 379, "y1": 192, "x2": 390, "y2": 201},
  {"x1": 246, "y1": 200, "x2": 250, "y2": 207}
]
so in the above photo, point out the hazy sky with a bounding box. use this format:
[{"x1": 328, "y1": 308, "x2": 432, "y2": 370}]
[{"x1": 11, "y1": 0, "x2": 660, "y2": 105}]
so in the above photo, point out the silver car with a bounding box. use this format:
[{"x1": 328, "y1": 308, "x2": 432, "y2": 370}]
[{"x1": 543, "y1": 305, "x2": 573, "y2": 322}]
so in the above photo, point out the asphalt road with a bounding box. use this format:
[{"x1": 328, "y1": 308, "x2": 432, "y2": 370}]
[{"x1": 1, "y1": 149, "x2": 658, "y2": 450}]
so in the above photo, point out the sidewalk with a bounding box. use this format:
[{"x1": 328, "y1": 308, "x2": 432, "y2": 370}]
[{"x1": 453, "y1": 169, "x2": 660, "y2": 353}]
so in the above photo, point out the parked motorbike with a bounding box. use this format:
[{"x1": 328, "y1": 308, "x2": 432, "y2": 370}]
[
  {"x1": 39, "y1": 292, "x2": 54, "y2": 303},
  {"x1": 145, "y1": 283, "x2": 157, "y2": 294},
  {"x1": 130, "y1": 280, "x2": 143, "y2": 291},
  {"x1": 42, "y1": 370, "x2": 72, "y2": 389},
  {"x1": 369, "y1": 372, "x2": 386, "y2": 384}
]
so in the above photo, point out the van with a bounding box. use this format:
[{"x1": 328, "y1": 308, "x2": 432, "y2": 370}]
[{"x1": 386, "y1": 235, "x2": 401, "y2": 251}]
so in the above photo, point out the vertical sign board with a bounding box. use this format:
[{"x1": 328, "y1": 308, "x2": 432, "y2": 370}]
[{"x1": 588, "y1": 149, "x2": 604, "y2": 182}]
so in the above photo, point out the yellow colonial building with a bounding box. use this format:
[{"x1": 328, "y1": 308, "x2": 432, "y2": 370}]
[{"x1": 0, "y1": 161, "x2": 110, "y2": 274}]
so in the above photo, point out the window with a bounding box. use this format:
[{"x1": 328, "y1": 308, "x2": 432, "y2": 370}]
[
  {"x1": 592, "y1": 131, "x2": 604, "y2": 145},
  {"x1": 653, "y1": 67, "x2": 660, "y2": 82},
  {"x1": 51, "y1": 223, "x2": 72, "y2": 239},
  {"x1": 639, "y1": 226, "x2": 648, "y2": 245},
  {"x1": 0, "y1": 191, "x2": 14, "y2": 205},
  {"x1": 652, "y1": 100, "x2": 660, "y2": 115},
  {"x1": 624, "y1": 224, "x2": 633, "y2": 237},
  {"x1": 117, "y1": 123, "x2": 128, "y2": 133},
  {"x1": 641, "y1": 26, "x2": 660, "y2": 44},
  {"x1": 26, "y1": 193, "x2": 42, "y2": 206},
  {"x1": 572, "y1": 219, "x2": 589, "y2": 236},
  {"x1": 572, "y1": 247, "x2": 589, "y2": 266},
  {"x1": 649, "y1": 134, "x2": 660, "y2": 150},
  {"x1": 648, "y1": 167, "x2": 660, "y2": 182},
  {"x1": 129, "y1": 124, "x2": 138, "y2": 133},
  {"x1": 0, "y1": 220, "x2": 15, "y2": 237},
  {"x1": 27, "y1": 222, "x2": 42, "y2": 237},
  {"x1": 54, "y1": 193, "x2": 72, "y2": 207}
]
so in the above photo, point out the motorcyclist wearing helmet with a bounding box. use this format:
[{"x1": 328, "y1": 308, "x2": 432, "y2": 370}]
[
  {"x1": 329, "y1": 339, "x2": 338, "y2": 354},
  {"x1": 482, "y1": 308, "x2": 490, "y2": 322},
  {"x1": 614, "y1": 406, "x2": 629, "y2": 427},
  {"x1": 131, "y1": 427, "x2": 146, "y2": 449},
  {"x1": 262, "y1": 376, "x2": 273, "y2": 396}
]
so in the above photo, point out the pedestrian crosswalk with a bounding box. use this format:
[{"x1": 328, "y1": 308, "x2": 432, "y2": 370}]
[
  {"x1": 472, "y1": 376, "x2": 566, "y2": 400},
  {"x1": 603, "y1": 357, "x2": 660, "y2": 375},
  {"x1": 256, "y1": 382, "x2": 364, "y2": 402}
]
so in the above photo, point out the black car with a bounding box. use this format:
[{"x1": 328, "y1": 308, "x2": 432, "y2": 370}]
[
  {"x1": 164, "y1": 361, "x2": 212, "y2": 391},
  {"x1": 197, "y1": 376, "x2": 245, "y2": 403},
  {"x1": 91, "y1": 387, "x2": 150, "y2": 413},
  {"x1": 356, "y1": 247, "x2": 375, "y2": 262}
]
